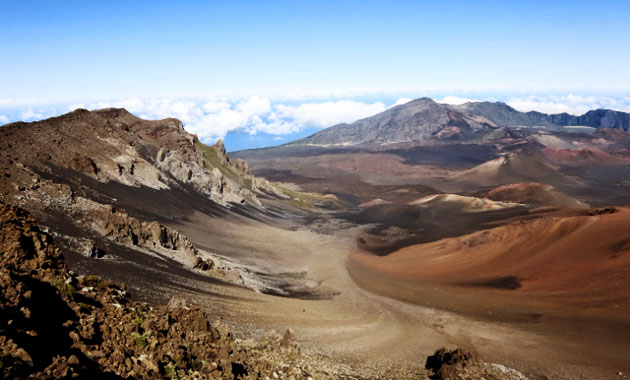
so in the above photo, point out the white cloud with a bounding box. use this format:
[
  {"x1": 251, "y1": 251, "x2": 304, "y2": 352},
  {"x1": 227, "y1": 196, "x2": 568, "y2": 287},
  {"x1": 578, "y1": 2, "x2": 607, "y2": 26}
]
[
  {"x1": 183, "y1": 96, "x2": 289, "y2": 139},
  {"x1": 88, "y1": 98, "x2": 147, "y2": 114},
  {"x1": 0, "y1": 115, "x2": 8, "y2": 124},
  {"x1": 438, "y1": 96, "x2": 479, "y2": 105},
  {"x1": 20, "y1": 108, "x2": 44, "y2": 120},
  {"x1": 68, "y1": 103, "x2": 86, "y2": 111},
  {"x1": 202, "y1": 100, "x2": 230, "y2": 113},
  {"x1": 275, "y1": 100, "x2": 386, "y2": 128},
  {"x1": 236, "y1": 96, "x2": 271, "y2": 117},
  {"x1": 244, "y1": 116, "x2": 297, "y2": 135}
]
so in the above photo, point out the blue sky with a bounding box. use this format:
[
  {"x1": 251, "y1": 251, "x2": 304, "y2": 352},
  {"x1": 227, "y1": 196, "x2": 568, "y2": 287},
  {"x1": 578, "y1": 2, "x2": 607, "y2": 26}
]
[{"x1": 1, "y1": 1, "x2": 630, "y2": 150}]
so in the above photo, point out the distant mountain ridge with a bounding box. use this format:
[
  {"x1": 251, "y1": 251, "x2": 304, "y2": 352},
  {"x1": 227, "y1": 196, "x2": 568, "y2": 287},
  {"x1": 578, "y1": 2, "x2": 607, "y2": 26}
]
[
  {"x1": 457, "y1": 101, "x2": 630, "y2": 130},
  {"x1": 289, "y1": 98, "x2": 630, "y2": 146}
]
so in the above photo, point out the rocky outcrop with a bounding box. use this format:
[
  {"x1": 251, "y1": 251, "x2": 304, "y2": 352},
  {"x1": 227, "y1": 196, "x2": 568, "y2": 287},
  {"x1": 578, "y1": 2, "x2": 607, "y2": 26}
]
[
  {"x1": 0, "y1": 108, "x2": 281, "y2": 207},
  {"x1": 426, "y1": 348, "x2": 478, "y2": 380},
  {"x1": 0, "y1": 202, "x2": 66, "y2": 280},
  {"x1": 424, "y1": 348, "x2": 524, "y2": 380},
  {"x1": 0, "y1": 160, "x2": 221, "y2": 273},
  {"x1": 86, "y1": 204, "x2": 202, "y2": 267}
]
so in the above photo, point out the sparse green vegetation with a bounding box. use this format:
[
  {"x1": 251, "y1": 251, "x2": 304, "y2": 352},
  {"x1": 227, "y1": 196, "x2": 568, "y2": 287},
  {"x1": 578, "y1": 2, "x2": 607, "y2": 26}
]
[
  {"x1": 163, "y1": 361, "x2": 177, "y2": 379},
  {"x1": 163, "y1": 361, "x2": 188, "y2": 380},
  {"x1": 131, "y1": 331, "x2": 150, "y2": 349},
  {"x1": 51, "y1": 278, "x2": 75, "y2": 298},
  {"x1": 190, "y1": 358, "x2": 204, "y2": 372},
  {"x1": 195, "y1": 141, "x2": 240, "y2": 181},
  {"x1": 276, "y1": 185, "x2": 340, "y2": 209},
  {"x1": 131, "y1": 316, "x2": 144, "y2": 325}
]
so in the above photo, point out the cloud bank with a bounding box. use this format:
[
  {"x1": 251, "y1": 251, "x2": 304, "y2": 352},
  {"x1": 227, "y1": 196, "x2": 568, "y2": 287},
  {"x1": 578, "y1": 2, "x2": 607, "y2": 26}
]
[
  {"x1": 2, "y1": 94, "x2": 630, "y2": 143},
  {"x1": 275, "y1": 100, "x2": 386, "y2": 127}
]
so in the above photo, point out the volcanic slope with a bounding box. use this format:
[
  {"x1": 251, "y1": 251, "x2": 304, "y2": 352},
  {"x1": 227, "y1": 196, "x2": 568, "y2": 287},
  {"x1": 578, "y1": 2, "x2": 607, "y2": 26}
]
[
  {"x1": 349, "y1": 207, "x2": 630, "y2": 379},
  {"x1": 350, "y1": 207, "x2": 630, "y2": 304}
]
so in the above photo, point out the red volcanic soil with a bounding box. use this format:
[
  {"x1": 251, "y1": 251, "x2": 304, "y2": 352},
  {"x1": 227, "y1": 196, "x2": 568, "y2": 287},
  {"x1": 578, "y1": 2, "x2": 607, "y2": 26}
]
[
  {"x1": 542, "y1": 147, "x2": 627, "y2": 167},
  {"x1": 349, "y1": 207, "x2": 630, "y2": 310},
  {"x1": 485, "y1": 182, "x2": 588, "y2": 208},
  {"x1": 348, "y1": 208, "x2": 630, "y2": 378}
]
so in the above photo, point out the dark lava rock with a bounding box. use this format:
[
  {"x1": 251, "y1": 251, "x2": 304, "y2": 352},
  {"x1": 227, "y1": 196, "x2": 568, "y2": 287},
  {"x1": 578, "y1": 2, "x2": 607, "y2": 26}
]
[
  {"x1": 426, "y1": 347, "x2": 477, "y2": 380},
  {"x1": 89, "y1": 244, "x2": 106, "y2": 258}
]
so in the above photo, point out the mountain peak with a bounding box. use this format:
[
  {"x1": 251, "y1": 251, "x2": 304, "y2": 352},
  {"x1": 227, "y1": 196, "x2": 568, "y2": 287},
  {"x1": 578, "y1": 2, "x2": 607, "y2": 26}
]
[
  {"x1": 288, "y1": 97, "x2": 629, "y2": 147},
  {"x1": 410, "y1": 97, "x2": 437, "y2": 104}
]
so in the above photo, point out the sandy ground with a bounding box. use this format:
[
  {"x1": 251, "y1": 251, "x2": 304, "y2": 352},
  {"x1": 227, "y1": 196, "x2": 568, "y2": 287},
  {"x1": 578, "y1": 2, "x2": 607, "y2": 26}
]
[{"x1": 153, "y1": 209, "x2": 630, "y2": 380}]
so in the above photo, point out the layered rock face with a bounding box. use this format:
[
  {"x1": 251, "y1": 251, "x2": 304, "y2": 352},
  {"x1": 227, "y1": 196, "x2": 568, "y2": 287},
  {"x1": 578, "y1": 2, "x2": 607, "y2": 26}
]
[
  {"x1": 84, "y1": 202, "x2": 203, "y2": 267},
  {"x1": 0, "y1": 108, "x2": 277, "y2": 206}
]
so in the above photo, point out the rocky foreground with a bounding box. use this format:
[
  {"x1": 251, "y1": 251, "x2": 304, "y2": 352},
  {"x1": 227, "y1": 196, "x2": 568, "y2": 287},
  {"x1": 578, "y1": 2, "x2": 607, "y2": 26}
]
[
  {"x1": 0, "y1": 202, "x2": 525, "y2": 380},
  {"x1": 0, "y1": 201, "x2": 327, "y2": 379}
]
